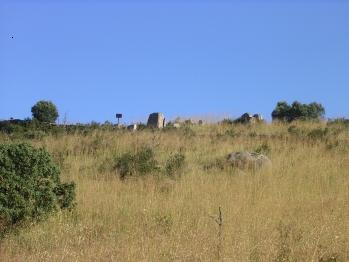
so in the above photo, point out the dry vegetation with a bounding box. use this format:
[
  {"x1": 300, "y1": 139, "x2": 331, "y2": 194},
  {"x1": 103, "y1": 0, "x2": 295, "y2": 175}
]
[{"x1": 0, "y1": 121, "x2": 348, "y2": 261}]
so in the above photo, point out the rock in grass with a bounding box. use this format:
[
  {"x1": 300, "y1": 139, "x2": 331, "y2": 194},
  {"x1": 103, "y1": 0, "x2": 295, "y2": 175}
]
[{"x1": 227, "y1": 151, "x2": 271, "y2": 170}]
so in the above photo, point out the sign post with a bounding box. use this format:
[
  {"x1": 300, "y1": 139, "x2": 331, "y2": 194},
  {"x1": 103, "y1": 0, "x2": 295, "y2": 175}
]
[{"x1": 115, "y1": 113, "x2": 123, "y2": 126}]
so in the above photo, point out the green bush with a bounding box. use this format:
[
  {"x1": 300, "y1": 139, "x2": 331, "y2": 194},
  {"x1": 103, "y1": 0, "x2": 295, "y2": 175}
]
[
  {"x1": 114, "y1": 147, "x2": 159, "y2": 179},
  {"x1": 0, "y1": 143, "x2": 75, "y2": 234},
  {"x1": 287, "y1": 125, "x2": 303, "y2": 136},
  {"x1": 114, "y1": 149, "x2": 186, "y2": 179},
  {"x1": 164, "y1": 153, "x2": 185, "y2": 177}
]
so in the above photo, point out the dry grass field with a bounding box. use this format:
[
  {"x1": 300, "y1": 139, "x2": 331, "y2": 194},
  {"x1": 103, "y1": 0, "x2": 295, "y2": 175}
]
[{"x1": 0, "y1": 121, "x2": 348, "y2": 261}]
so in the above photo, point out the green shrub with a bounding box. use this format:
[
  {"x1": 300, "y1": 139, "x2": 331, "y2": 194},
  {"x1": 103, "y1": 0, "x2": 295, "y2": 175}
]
[
  {"x1": 164, "y1": 153, "x2": 185, "y2": 177},
  {"x1": 114, "y1": 147, "x2": 159, "y2": 179},
  {"x1": 220, "y1": 118, "x2": 234, "y2": 125},
  {"x1": 114, "y1": 149, "x2": 186, "y2": 179},
  {"x1": 0, "y1": 143, "x2": 75, "y2": 234},
  {"x1": 307, "y1": 128, "x2": 329, "y2": 141}
]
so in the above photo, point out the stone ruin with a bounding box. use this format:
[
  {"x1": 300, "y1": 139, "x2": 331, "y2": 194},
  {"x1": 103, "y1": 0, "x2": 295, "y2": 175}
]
[
  {"x1": 127, "y1": 124, "x2": 137, "y2": 131},
  {"x1": 147, "y1": 112, "x2": 166, "y2": 129},
  {"x1": 234, "y1": 113, "x2": 264, "y2": 124},
  {"x1": 168, "y1": 117, "x2": 204, "y2": 127}
]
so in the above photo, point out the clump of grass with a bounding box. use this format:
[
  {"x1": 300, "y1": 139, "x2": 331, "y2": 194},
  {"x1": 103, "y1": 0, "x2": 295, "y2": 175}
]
[
  {"x1": 203, "y1": 157, "x2": 226, "y2": 171},
  {"x1": 274, "y1": 222, "x2": 303, "y2": 262},
  {"x1": 255, "y1": 143, "x2": 271, "y2": 156},
  {"x1": 287, "y1": 125, "x2": 305, "y2": 138},
  {"x1": 153, "y1": 212, "x2": 173, "y2": 234},
  {"x1": 181, "y1": 126, "x2": 196, "y2": 138},
  {"x1": 164, "y1": 152, "x2": 185, "y2": 177},
  {"x1": 319, "y1": 254, "x2": 341, "y2": 262},
  {"x1": 220, "y1": 118, "x2": 234, "y2": 125}
]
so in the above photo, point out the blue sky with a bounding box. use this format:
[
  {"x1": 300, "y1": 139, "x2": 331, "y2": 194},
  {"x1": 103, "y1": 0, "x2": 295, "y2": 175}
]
[{"x1": 1, "y1": 0, "x2": 348, "y2": 124}]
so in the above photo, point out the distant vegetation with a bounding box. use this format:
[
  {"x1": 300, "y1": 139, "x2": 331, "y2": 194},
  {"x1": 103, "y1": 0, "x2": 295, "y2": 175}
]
[
  {"x1": 0, "y1": 100, "x2": 330, "y2": 138},
  {"x1": 272, "y1": 101, "x2": 325, "y2": 122}
]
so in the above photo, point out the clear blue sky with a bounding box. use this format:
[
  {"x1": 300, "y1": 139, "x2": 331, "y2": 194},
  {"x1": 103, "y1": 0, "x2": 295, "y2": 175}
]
[{"x1": 1, "y1": 0, "x2": 348, "y2": 124}]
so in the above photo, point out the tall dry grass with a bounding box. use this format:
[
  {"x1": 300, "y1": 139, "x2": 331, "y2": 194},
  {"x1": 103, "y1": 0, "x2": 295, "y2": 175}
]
[{"x1": 0, "y1": 122, "x2": 348, "y2": 261}]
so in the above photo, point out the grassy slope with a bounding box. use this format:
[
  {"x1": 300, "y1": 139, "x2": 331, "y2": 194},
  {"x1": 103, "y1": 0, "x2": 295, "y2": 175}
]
[{"x1": 0, "y1": 122, "x2": 348, "y2": 261}]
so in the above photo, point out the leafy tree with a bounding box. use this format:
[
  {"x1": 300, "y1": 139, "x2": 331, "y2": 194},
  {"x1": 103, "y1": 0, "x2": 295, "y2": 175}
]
[
  {"x1": 0, "y1": 143, "x2": 75, "y2": 235},
  {"x1": 31, "y1": 100, "x2": 59, "y2": 123},
  {"x1": 271, "y1": 101, "x2": 291, "y2": 121},
  {"x1": 272, "y1": 101, "x2": 325, "y2": 122},
  {"x1": 307, "y1": 102, "x2": 326, "y2": 119}
]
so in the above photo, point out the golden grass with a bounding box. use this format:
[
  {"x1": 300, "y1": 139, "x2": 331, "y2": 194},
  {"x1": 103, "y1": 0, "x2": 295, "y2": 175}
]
[{"x1": 0, "y1": 122, "x2": 348, "y2": 261}]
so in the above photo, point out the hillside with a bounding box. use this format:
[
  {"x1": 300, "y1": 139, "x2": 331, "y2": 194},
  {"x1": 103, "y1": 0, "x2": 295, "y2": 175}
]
[{"x1": 0, "y1": 121, "x2": 348, "y2": 261}]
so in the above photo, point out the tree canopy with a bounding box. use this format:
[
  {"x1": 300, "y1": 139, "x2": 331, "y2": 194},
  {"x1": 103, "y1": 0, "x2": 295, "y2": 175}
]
[
  {"x1": 272, "y1": 101, "x2": 325, "y2": 122},
  {"x1": 31, "y1": 100, "x2": 59, "y2": 123}
]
